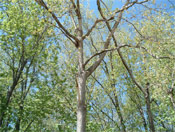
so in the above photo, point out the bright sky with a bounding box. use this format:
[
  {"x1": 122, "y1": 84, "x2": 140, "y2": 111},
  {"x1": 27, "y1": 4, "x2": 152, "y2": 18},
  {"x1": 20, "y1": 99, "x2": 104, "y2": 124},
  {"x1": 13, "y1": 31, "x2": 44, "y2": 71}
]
[{"x1": 87, "y1": 0, "x2": 175, "y2": 17}]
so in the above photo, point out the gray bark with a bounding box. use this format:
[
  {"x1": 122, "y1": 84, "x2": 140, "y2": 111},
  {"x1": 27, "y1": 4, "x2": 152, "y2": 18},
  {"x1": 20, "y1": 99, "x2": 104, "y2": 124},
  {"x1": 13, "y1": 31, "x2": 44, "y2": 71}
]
[{"x1": 77, "y1": 72, "x2": 87, "y2": 132}]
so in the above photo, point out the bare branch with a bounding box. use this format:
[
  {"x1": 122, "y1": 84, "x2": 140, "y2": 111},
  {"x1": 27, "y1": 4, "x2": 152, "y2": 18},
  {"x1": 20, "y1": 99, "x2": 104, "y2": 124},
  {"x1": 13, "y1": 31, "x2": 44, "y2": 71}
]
[
  {"x1": 47, "y1": 20, "x2": 76, "y2": 45},
  {"x1": 109, "y1": 0, "x2": 149, "y2": 20},
  {"x1": 94, "y1": 0, "x2": 150, "y2": 93},
  {"x1": 77, "y1": 0, "x2": 80, "y2": 16},
  {"x1": 24, "y1": 119, "x2": 34, "y2": 132},
  {"x1": 85, "y1": 0, "x2": 126, "y2": 77},
  {"x1": 167, "y1": 0, "x2": 175, "y2": 8},
  {"x1": 120, "y1": 44, "x2": 175, "y2": 60},
  {"x1": 117, "y1": 47, "x2": 145, "y2": 93},
  {"x1": 35, "y1": 0, "x2": 79, "y2": 43},
  {"x1": 70, "y1": 0, "x2": 79, "y2": 16},
  {"x1": 82, "y1": 19, "x2": 104, "y2": 40},
  {"x1": 100, "y1": 0, "x2": 109, "y2": 12},
  {"x1": 70, "y1": 0, "x2": 81, "y2": 22},
  {"x1": 136, "y1": 0, "x2": 149, "y2": 4},
  {"x1": 86, "y1": 11, "x2": 123, "y2": 77},
  {"x1": 83, "y1": 17, "x2": 114, "y2": 40},
  {"x1": 84, "y1": 44, "x2": 131, "y2": 66},
  {"x1": 138, "y1": 45, "x2": 175, "y2": 60},
  {"x1": 50, "y1": 11, "x2": 79, "y2": 41},
  {"x1": 70, "y1": 0, "x2": 83, "y2": 47}
]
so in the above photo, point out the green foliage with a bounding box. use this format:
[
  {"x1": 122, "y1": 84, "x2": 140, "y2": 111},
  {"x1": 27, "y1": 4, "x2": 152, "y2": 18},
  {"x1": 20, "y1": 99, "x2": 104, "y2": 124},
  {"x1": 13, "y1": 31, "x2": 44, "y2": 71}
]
[{"x1": 0, "y1": 0, "x2": 175, "y2": 131}]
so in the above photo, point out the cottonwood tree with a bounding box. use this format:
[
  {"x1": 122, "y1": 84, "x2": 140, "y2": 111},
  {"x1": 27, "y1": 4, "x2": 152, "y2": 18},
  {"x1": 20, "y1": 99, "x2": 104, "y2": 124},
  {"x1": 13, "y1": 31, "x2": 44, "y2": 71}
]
[{"x1": 34, "y1": 0, "x2": 152, "y2": 131}]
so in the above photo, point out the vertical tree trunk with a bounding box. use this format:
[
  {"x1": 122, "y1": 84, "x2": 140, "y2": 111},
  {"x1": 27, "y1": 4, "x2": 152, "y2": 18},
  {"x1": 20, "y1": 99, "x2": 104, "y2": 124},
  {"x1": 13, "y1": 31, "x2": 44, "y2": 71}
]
[
  {"x1": 145, "y1": 84, "x2": 155, "y2": 132},
  {"x1": 137, "y1": 104, "x2": 148, "y2": 132},
  {"x1": 77, "y1": 72, "x2": 87, "y2": 132},
  {"x1": 145, "y1": 97, "x2": 155, "y2": 132},
  {"x1": 77, "y1": 37, "x2": 87, "y2": 132},
  {"x1": 114, "y1": 94, "x2": 126, "y2": 132}
]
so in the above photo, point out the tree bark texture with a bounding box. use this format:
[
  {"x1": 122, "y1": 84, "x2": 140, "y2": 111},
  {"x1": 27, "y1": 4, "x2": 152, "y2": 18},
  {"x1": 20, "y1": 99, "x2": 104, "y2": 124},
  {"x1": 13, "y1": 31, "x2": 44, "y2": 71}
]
[{"x1": 77, "y1": 72, "x2": 87, "y2": 132}]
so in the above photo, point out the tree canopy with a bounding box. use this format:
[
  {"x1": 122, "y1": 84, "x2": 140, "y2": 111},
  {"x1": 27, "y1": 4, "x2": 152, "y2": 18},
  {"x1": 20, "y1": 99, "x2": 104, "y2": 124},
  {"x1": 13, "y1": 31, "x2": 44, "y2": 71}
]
[{"x1": 0, "y1": 0, "x2": 175, "y2": 132}]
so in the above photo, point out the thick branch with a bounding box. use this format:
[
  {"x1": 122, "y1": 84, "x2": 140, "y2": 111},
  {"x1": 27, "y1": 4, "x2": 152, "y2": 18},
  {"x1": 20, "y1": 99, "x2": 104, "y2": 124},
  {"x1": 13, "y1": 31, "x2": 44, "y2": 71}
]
[
  {"x1": 77, "y1": 0, "x2": 81, "y2": 18},
  {"x1": 47, "y1": 21, "x2": 76, "y2": 44},
  {"x1": 86, "y1": 0, "x2": 131, "y2": 77},
  {"x1": 97, "y1": 0, "x2": 163, "y2": 94},
  {"x1": 70, "y1": 0, "x2": 79, "y2": 17},
  {"x1": 35, "y1": 0, "x2": 79, "y2": 43},
  {"x1": 86, "y1": 12, "x2": 122, "y2": 77},
  {"x1": 50, "y1": 11, "x2": 78, "y2": 42}
]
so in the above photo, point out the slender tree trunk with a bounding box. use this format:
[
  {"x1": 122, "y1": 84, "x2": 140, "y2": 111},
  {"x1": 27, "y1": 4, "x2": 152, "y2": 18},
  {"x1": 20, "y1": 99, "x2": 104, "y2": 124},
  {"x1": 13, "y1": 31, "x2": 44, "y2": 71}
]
[
  {"x1": 76, "y1": 36, "x2": 87, "y2": 132},
  {"x1": 114, "y1": 94, "x2": 126, "y2": 132},
  {"x1": 0, "y1": 59, "x2": 27, "y2": 127},
  {"x1": 145, "y1": 84, "x2": 155, "y2": 132},
  {"x1": 145, "y1": 97, "x2": 155, "y2": 132},
  {"x1": 168, "y1": 87, "x2": 175, "y2": 109},
  {"x1": 138, "y1": 105, "x2": 148, "y2": 132},
  {"x1": 0, "y1": 81, "x2": 19, "y2": 127}
]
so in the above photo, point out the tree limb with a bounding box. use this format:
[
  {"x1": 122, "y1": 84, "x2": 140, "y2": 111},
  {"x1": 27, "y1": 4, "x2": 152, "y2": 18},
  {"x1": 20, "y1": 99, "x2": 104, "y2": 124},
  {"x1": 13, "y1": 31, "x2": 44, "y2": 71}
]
[
  {"x1": 82, "y1": 17, "x2": 114, "y2": 40},
  {"x1": 86, "y1": 12, "x2": 122, "y2": 77},
  {"x1": 35, "y1": 0, "x2": 79, "y2": 44},
  {"x1": 84, "y1": 44, "x2": 131, "y2": 67},
  {"x1": 109, "y1": 0, "x2": 149, "y2": 20},
  {"x1": 97, "y1": 0, "x2": 150, "y2": 93},
  {"x1": 86, "y1": 0, "x2": 127, "y2": 77},
  {"x1": 82, "y1": 19, "x2": 104, "y2": 40}
]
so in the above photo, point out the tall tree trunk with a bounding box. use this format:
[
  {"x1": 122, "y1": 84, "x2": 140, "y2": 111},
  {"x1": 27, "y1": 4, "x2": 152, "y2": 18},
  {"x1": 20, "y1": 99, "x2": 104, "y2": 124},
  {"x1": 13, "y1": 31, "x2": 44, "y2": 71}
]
[
  {"x1": 77, "y1": 38, "x2": 86, "y2": 132},
  {"x1": 77, "y1": 72, "x2": 87, "y2": 132},
  {"x1": 145, "y1": 83, "x2": 155, "y2": 132}
]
